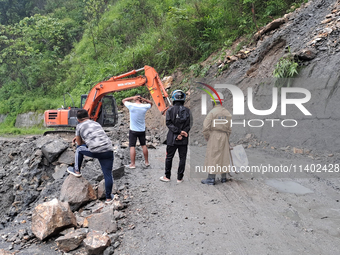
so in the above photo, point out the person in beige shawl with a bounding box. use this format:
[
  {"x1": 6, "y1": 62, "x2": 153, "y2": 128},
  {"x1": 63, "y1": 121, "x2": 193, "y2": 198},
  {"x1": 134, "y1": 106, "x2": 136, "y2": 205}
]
[{"x1": 201, "y1": 92, "x2": 232, "y2": 185}]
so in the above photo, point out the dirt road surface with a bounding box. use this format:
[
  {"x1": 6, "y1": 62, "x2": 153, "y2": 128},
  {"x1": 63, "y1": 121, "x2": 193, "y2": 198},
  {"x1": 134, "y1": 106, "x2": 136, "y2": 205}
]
[{"x1": 115, "y1": 145, "x2": 340, "y2": 255}]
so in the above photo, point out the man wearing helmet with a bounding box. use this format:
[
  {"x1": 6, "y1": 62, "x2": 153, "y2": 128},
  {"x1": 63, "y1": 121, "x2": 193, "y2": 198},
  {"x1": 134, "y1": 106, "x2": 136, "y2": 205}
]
[
  {"x1": 160, "y1": 90, "x2": 191, "y2": 183},
  {"x1": 201, "y1": 92, "x2": 232, "y2": 185}
]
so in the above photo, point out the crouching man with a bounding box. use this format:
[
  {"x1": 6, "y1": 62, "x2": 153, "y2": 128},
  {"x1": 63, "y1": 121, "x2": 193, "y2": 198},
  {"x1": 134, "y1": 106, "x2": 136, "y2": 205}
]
[{"x1": 67, "y1": 109, "x2": 114, "y2": 204}]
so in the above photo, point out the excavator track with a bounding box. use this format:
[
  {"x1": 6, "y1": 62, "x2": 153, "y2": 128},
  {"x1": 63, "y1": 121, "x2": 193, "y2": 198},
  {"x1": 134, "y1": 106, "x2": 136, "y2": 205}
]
[{"x1": 43, "y1": 130, "x2": 75, "y2": 136}]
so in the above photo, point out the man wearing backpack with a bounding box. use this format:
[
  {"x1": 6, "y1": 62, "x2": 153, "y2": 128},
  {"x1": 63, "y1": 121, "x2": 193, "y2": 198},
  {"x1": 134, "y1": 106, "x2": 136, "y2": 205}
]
[{"x1": 160, "y1": 90, "x2": 191, "y2": 183}]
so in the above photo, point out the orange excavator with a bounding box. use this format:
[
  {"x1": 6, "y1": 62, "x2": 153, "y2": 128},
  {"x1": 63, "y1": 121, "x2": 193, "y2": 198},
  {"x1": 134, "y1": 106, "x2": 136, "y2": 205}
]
[{"x1": 44, "y1": 66, "x2": 171, "y2": 133}]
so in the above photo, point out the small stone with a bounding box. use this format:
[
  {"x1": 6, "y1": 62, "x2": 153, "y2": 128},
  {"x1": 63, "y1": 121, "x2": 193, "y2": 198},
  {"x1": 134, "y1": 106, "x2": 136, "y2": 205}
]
[
  {"x1": 83, "y1": 230, "x2": 111, "y2": 255},
  {"x1": 113, "y1": 241, "x2": 120, "y2": 249},
  {"x1": 321, "y1": 18, "x2": 332, "y2": 24},
  {"x1": 293, "y1": 147, "x2": 304, "y2": 154}
]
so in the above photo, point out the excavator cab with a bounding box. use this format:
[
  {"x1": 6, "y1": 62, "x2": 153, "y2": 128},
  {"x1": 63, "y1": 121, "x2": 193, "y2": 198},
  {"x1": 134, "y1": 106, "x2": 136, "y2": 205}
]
[{"x1": 81, "y1": 94, "x2": 118, "y2": 127}]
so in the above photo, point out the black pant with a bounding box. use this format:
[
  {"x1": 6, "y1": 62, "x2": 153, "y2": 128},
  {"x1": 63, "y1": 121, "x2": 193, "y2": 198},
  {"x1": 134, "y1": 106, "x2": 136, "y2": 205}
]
[{"x1": 165, "y1": 145, "x2": 188, "y2": 180}]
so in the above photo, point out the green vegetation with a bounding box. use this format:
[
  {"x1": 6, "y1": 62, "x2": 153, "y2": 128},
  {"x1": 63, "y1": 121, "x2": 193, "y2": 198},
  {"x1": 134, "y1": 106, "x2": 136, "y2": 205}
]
[
  {"x1": 0, "y1": 0, "x2": 307, "y2": 130},
  {"x1": 273, "y1": 47, "x2": 300, "y2": 88},
  {"x1": 0, "y1": 127, "x2": 47, "y2": 135},
  {"x1": 273, "y1": 51, "x2": 299, "y2": 78}
]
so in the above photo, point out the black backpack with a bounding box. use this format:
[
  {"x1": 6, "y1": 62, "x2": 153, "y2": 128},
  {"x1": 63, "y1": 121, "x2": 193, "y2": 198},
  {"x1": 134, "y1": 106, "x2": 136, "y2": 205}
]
[{"x1": 176, "y1": 105, "x2": 189, "y2": 123}]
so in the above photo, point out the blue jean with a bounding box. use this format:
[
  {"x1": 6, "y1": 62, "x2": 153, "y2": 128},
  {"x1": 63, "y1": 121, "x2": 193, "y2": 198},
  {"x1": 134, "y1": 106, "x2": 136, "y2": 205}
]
[{"x1": 75, "y1": 145, "x2": 114, "y2": 199}]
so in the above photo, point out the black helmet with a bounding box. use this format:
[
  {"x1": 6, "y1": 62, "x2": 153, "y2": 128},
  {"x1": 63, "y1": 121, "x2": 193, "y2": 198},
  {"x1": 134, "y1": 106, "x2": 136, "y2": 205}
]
[{"x1": 171, "y1": 90, "x2": 186, "y2": 102}]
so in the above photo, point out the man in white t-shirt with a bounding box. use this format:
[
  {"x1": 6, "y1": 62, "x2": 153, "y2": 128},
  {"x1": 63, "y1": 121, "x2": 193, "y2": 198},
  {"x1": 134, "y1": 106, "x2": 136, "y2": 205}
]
[{"x1": 122, "y1": 94, "x2": 152, "y2": 168}]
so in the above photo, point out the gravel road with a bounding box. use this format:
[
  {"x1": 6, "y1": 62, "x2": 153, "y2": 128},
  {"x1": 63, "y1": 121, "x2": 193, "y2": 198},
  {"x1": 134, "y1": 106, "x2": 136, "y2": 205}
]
[{"x1": 116, "y1": 145, "x2": 340, "y2": 255}]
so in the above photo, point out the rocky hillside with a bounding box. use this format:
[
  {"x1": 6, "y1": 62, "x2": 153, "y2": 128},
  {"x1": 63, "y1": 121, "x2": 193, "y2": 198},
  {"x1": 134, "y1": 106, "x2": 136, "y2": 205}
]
[{"x1": 187, "y1": 0, "x2": 340, "y2": 153}]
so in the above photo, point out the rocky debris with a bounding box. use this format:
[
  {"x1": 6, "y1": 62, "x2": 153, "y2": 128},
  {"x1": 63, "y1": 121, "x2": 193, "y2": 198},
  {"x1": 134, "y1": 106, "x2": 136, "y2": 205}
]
[
  {"x1": 41, "y1": 139, "x2": 68, "y2": 163},
  {"x1": 83, "y1": 209, "x2": 118, "y2": 234},
  {"x1": 83, "y1": 230, "x2": 111, "y2": 255},
  {"x1": 120, "y1": 142, "x2": 129, "y2": 148},
  {"x1": 297, "y1": 48, "x2": 317, "y2": 60},
  {"x1": 58, "y1": 149, "x2": 75, "y2": 165},
  {"x1": 162, "y1": 76, "x2": 173, "y2": 89},
  {"x1": 254, "y1": 18, "x2": 286, "y2": 41},
  {"x1": 55, "y1": 228, "x2": 88, "y2": 252},
  {"x1": 0, "y1": 249, "x2": 16, "y2": 255},
  {"x1": 0, "y1": 117, "x2": 134, "y2": 253},
  {"x1": 114, "y1": 210, "x2": 126, "y2": 220},
  {"x1": 103, "y1": 246, "x2": 115, "y2": 255},
  {"x1": 217, "y1": 48, "x2": 254, "y2": 70},
  {"x1": 293, "y1": 147, "x2": 304, "y2": 154},
  {"x1": 33, "y1": 135, "x2": 56, "y2": 149},
  {"x1": 97, "y1": 180, "x2": 106, "y2": 200},
  {"x1": 31, "y1": 198, "x2": 77, "y2": 240},
  {"x1": 60, "y1": 175, "x2": 97, "y2": 211},
  {"x1": 53, "y1": 163, "x2": 67, "y2": 180},
  {"x1": 112, "y1": 166, "x2": 125, "y2": 180}
]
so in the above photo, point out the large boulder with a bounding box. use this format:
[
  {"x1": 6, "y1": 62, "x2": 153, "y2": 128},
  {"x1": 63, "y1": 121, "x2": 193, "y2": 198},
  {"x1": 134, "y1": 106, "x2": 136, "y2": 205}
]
[
  {"x1": 83, "y1": 230, "x2": 111, "y2": 255},
  {"x1": 57, "y1": 149, "x2": 75, "y2": 165},
  {"x1": 34, "y1": 136, "x2": 56, "y2": 149},
  {"x1": 41, "y1": 140, "x2": 68, "y2": 163},
  {"x1": 31, "y1": 198, "x2": 77, "y2": 240},
  {"x1": 55, "y1": 228, "x2": 88, "y2": 252},
  {"x1": 83, "y1": 208, "x2": 118, "y2": 234},
  {"x1": 60, "y1": 175, "x2": 97, "y2": 211}
]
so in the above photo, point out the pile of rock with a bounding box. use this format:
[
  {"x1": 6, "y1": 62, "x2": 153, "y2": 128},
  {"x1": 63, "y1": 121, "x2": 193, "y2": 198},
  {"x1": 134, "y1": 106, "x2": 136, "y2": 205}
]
[{"x1": 0, "y1": 132, "x2": 133, "y2": 254}]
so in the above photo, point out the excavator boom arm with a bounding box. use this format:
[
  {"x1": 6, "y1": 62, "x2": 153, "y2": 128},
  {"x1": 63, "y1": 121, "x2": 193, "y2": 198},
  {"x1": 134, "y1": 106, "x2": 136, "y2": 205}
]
[{"x1": 83, "y1": 66, "x2": 170, "y2": 121}]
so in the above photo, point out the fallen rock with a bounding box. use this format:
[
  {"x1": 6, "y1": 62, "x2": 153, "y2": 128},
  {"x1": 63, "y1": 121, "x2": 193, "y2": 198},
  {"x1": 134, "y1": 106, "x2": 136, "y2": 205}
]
[
  {"x1": 120, "y1": 142, "x2": 129, "y2": 148},
  {"x1": 55, "y1": 228, "x2": 88, "y2": 252},
  {"x1": 112, "y1": 166, "x2": 125, "y2": 180},
  {"x1": 112, "y1": 200, "x2": 124, "y2": 210},
  {"x1": 84, "y1": 209, "x2": 118, "y2": 234},
  {"x1": 75, "y1": 212, "x2": 85, "y2": 227},
  {"x1": 97, "y1": 180, "x2": 106, "y2": 199},
  {"x1": 53, "y1": 164, "x2": 67, "y2": 180},
  {"x1": 293, "y1": 147, "x2": 304, "y2": 154},
  {"x1": 161, "y1": 76, "x2": 173, "y2": 89},
  {"x1": 114, "y1": 210, "x2": 125, "y2": 220},
  {"x1": 31, "y1": 198, "x2": 76, "y2": 240},
  {"x1": 254, "y1": 17, "x2": 286, "y2": 40},
  {"x1": 41, "y1": 140, "x2": 68, "y2": 163},
  {"x1": 60, "y1": 175, "x2": 97, "y2": 211},
  {"x1": 146, "y1": 142, "x2": 157, "y2": 149},
  {"x1": 58, "y1": 149, "x2": 75, "y2": 165},
  {"x1": 33, "y1": 136, "x2": 56, "y2": 149},
  {"x1": 83, "y1": 230, "x2": 111, "y2": 255},
  {"x1": 297, "y1": 48, "x2": 317, "y2": 61},
  {"x1": 103, "y1": 246, "x2": 115, "y2": 255},
  {"x1": 321, "y1": 18, "x2": 332, "y2": 24}
]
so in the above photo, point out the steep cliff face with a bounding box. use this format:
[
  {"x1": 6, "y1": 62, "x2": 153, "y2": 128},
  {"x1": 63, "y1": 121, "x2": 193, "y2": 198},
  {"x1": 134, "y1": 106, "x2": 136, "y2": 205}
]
[{"x1": 189, "y1": 0, "x2": 340, "y2": 153}]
